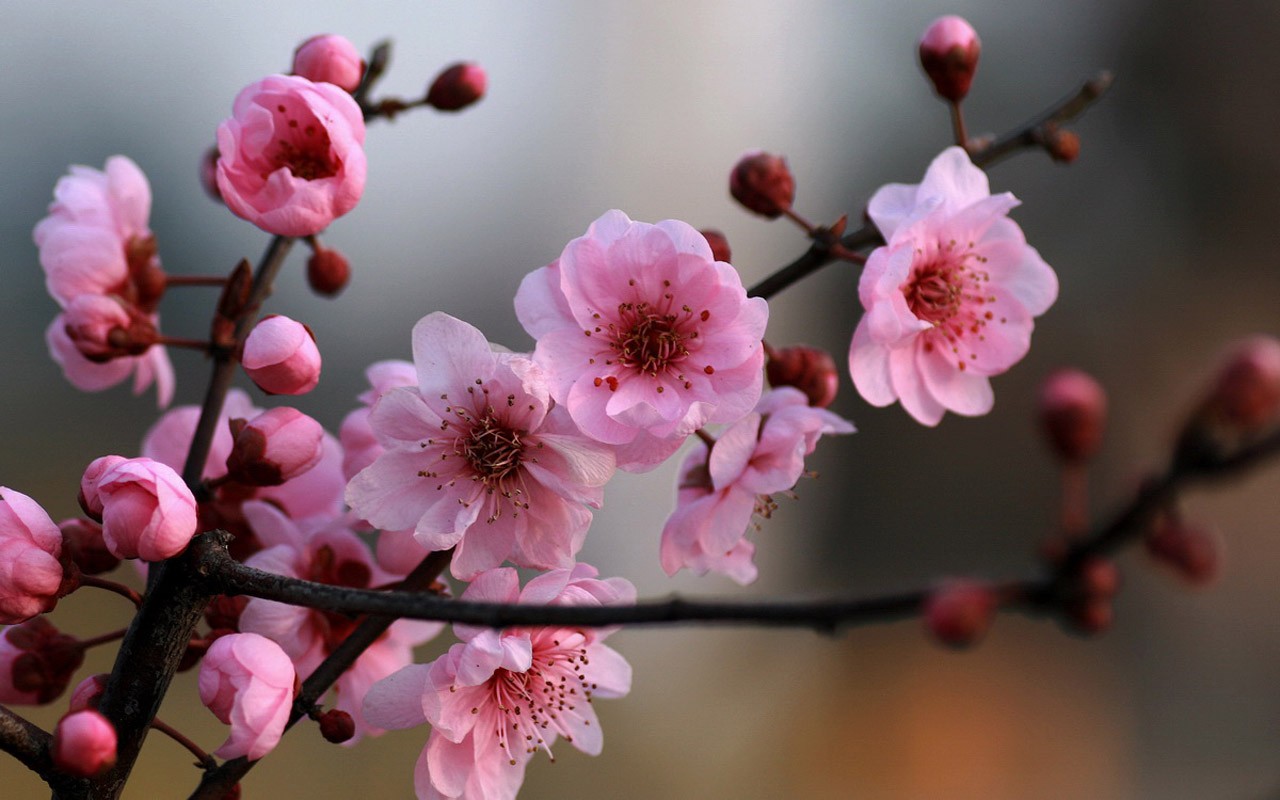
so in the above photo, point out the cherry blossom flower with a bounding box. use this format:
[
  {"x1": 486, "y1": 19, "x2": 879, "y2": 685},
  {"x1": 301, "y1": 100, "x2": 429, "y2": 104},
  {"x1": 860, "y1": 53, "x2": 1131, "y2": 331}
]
[
  {"x1": 198, "y1": 632, "x2": 296, "y2": 761},
  {"x1": 661, "y1": 388, "x2": 853, "y2": 584},
  {"x1": 0, "y1": 487, "x2": 66, "y2": 624},
  {"x1": 849, "y1": 147, "x2": 1058, "y2": 425},
  {"x1": 216, "y1": 74, "x2": 367, "y2": 236},
  {"x1": 52, "y1": 710, "x2": 117, "y2": 777},
  {"x1": 81, "y1": 456, "x2": 198, "y2": 561},
  {"x1": 237, "y1": 501, "x2": 442, "y2": 741},
  {"x1": 515, "y1": 210, "x2": 768, "y2": 471},
  {"x1": 345, "y1": 313, "x2": 616, "y2": 580},
  {"x1": 363, "y1": 565, "x2": 634, "y2": 800},
  {"x1": 34, "y1": 156, "x2": 173, "y2": 406}
]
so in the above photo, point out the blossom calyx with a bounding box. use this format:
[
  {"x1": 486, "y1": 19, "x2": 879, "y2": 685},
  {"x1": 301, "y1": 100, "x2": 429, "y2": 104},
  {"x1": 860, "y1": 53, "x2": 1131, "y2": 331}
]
[
  {"x1": 242, "y1": 315, "x2": 322, "y2": 395},
  {"x1": 919, "y1": 15, "x2": 981, "y2": 102},
  {"x1": 1039, "y1": 369, "x2": 1107, "y2": 463},
  {"x1": 766, "y1": 344, "x2": 840, "y2": 408},
  {"x1": 730, "y1": 151, "x2": 795, "y2": 218},
  {"x1": 59, "y1": 519, "x2": 120, "y2": 576},
  {"x1": 53, "y1": 710, "x2": 117, "y2": 777},
  {"x1": 425, "y1": 62, "x2": 487, "y2": 111},
  {"x1": 225, "y1": 407, "x2": 325, "y2": 487},
  {"x1": 293, "y1": 34, "x2": 365, "y2": 92}
]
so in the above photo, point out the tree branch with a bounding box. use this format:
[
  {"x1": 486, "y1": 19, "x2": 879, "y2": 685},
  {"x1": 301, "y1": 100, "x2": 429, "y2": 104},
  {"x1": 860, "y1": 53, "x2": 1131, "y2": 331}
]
[{"x1": 0, "y1": 704, "x2": 89, "y2": 797}]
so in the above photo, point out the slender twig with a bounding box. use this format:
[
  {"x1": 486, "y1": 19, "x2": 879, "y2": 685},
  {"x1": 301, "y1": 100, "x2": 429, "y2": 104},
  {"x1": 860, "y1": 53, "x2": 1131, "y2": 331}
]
[
  {"x1": 949, "y1": 101, "x2": 969, "y2": 148},
  {"x1": 163, "y1": 276, "x2": 228, "y2": 288},
  {"x1": 77, "y1": 629, "x2": 127, "y2": 650},
  {"x1": 77, "y1": 576, "x2": 142, "y2": 608},
  {"x1": 156, "y1": 336, "x2": 213, "y2": 353},
  {"x1": 151, "y1": 718, "x2": 215, "y2": 771}
]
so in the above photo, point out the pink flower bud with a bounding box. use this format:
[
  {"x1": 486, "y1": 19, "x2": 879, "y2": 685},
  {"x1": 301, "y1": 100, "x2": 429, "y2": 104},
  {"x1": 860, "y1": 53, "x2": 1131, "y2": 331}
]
[
  {"x1": 59, "y1": 519, "x2": 120, "y2": 576},
  {"x1": 1044, "y1": 127, "x2": 1081, "y2": 164},
  {"x1": 0, "y1": 618, "x2": 84, "y2": 705},
  {"x1": 79, "y1": 456, "x2": 127, "y2": 520},
  {"x1": 88, "y1": 457, "x2": 198, "y2": 561},
  {"x1": 700, "y1": 229, "x2": 731, "y2": 263},
  {"x1": 317, "y1": 708, "x2": 355, "y2": 744},
  {"x1": 68, "y1": 674, "x2": 109, "y2": 712},
  {"x1": 292, "y1": 34, "x2": 365, "y2": 92},
  {"x1": 200, "y1": 147, "x2": 223, "y2": 203},
  {"x1": 919, "y1": 15, "x2": 981, "y2": 102},
  {"x1": 766, "y1": 345, "x2": 840, "y2": 408},
  {"x1": 1145, "y1": 519, "x2": 1223, "y2": 587},
  {"x1": 306, "y1": 247, "x2": 351, "y2": 297},
  {"x1": 198, "y1": 633, "x2": 296, "y2": 761},
  {"x1": 225, "y1": 407, "x2": 325, "y2": 486},
  {"x1": 53, "y1": 710, "x2": 117, "y2": 778},
  {"x1": 425, "y1": 62, "x2": 487, "y2": 111},
  {"x1": 1208, "y1": 335, "x2": 1280, "y2": 430},
  {"x1": 924, "y1": 579, "x2": 997, "y2": 648},
  {"x1": 216, "y1": 75, "x2": 366, "y2": 237},
  {"x1": 242, "y1": 315, "x2": 322, "y2": 395},
  {"x1": 1039, "y1": 369, "x2": 1107, "y2": 463},
  {"x1": 730, "y1": 151, "x2": 795, "y2": 218},
  {"x1": 0, "y1": 487, "x2": 67, "y2": 624}
]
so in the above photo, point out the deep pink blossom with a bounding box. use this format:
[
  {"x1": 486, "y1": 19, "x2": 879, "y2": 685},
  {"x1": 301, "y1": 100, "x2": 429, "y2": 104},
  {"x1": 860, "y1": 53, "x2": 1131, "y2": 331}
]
[
  {"x1": 849, "y1": 147, "x2": 1058, "y2": 425},
  {"x1": 198, "y1": 632, "x2": 297, "y2": 761},
  {"x1": 346, "y1": 313, "x2": 616, "y2": 580},
  {"x1": 52, "y1": 710, "x2": 117, "y2": 777},
  {"x1": 0, "y1": 618, "x2": 83, "y2": 705},
  {"x1": 216, "y1": 74, "x2": 367, "y2": 236},
  {"x1": 661, "y1": 388, "x2": 853, "y2": 584},
  {"x1": 238, "y1": 501, "x2": 442, "y2": 741},
  {"x1": 292, "y1": 34, "x2": 364, "y2": 92},
  {"x1": 0, "y1": 487, "x2": 66, "y2": 624},
  {"x1": 363, "y1": 565, "x2": 634, "y2": 800},
  {"x1": 226, "y1": 407, "x2": 326, "y2": 487},
  {"x1": 83, "y1": 456, "x2": 198, "y2": 561},
  {"x1": 516, "y1": 210, "x2": 768, "y2": 471},
  {"x1": 242, "y1": 315, "x2": 322, "y2": 395}
]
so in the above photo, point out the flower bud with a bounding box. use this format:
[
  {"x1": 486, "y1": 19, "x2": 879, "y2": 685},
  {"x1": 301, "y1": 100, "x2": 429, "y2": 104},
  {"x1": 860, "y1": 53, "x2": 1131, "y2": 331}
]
[
  {"x1": 0, "y1": 487, "x2": 68, "y2": 624},
  {"x1": 1077, "y1": 556, "x2": 1120, "y2": 599},
  {"x1": 0, "y1": 618, "x2": 84, "y2": 704},
  {"x1": 700, "y1": 229, "x2": 731, "y2": 263},
  {"x1": 292, "y1": 34, "x2": 364, "y2": 92},
  {"x1": 1039, "y1": 369, "x2": 1107, "y2": 463},
  {"x1": 1207, "y1": 335, "x2": 1280, "y2": 430},
  {"x1": 425, "y1": 62, "x2": 487, "y2": 111},
  {"x1": 68, "y1": 674, "x2": 109, "y2": 712},
  {"x1": 79, "y1": 456, "x2": 126, "y2": 521},
  {"x1": 919, "y1": 15, "x2": 981, "y2": 103},
  {"x1": 242, "y1": 315, "x2": 322, "y2": 396},
  {"x1": 198, "y1": 633, "x2": 296, "y2": 761},
  {"x1": 1044, "y1": 127, "x2": 1081, "y2": 164},
  {"x1": 200, "y1": 147, "x2": 223, "y2": 203},
  {"x1": 306, "y1": 247, "x2": 351, "y2": 297},
  {"x1": 923, "y1": 579, "x2": 997, "y2": 648},
  {"x1": 61, "y1": 295, "x2": 157, "y2": 361},
  {"x1": 1064, "y1": 597, "x2": 1113, "y2": 635},
  {"x1": 766, "y1": 345, "x2": 840, "y2": 408},
  {"x1": 59, "y1": 519, "x2": 120, "y2": 576},
  {"x1": 225, "y1": 407, "x2": 325, "y2": 487},
  {"x1": 1145, "y1": 518, "x2": 1222, "y2": 587},
  {"x1": 88, "y1": 456, "x2": 198, "y2": 561},
  {"x1": 52, "y1": 710, "x2": 117, "y2": 778},
  {"x1": 729, "y1": 151, "x2": 795, "y2": 218},
  {"x1": 317, "y1": 708, "x2": 356, "y2": 744}
]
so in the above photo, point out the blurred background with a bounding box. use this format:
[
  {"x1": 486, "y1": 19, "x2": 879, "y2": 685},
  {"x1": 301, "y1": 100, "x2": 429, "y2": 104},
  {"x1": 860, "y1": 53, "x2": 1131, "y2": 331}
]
[{"x1": 3, "y1": 1, "x2": 1279, "y2": 798}]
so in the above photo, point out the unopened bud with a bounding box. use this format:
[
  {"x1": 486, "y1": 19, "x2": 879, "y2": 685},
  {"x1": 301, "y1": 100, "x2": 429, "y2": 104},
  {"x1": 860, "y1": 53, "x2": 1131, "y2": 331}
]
[
  {"x1": 318, "y1": 708, "x2": 356, "y2": 744},
  {"x1": 766, "y1": 345, "x2": 840, "y2": 408},
  {"x1": 1044, "y1": 127, "x2": 1081, "y2": 164},
  {"x1": 426, "y1": 62, "x2": 487, "y2": 111},
  {"x1": 53, "y1": 710, "x2": 117, "y2": 778},
  {"x1": 1064, "y1": 597, "x2": 1113, "y2": 635},
  {"x1": 1208, "y1": 335, "x2": 1280, "y2": 430},
  {"x1": 729, "y1": 151, "x2": 795, "y2": 219},
  {"x1": 59, "y1": 519, "x2": 120, "y2": 576},
  {"x1": 68, "y1": 674, "x2": 108, "y2": 712},
  {"x1": 200, "y1": 147, "x2": 223, "y2": 203},
  {"x1": 225, "y1": 407, "x2": 326, "y2": 487},
  {"x1": 1039, "y1": 369, "x2": 1106, "y2": 463},
  {"x1": 306, "y1": 247, "x2": 351, "y2": 297},
  {"x1": 700, "y1": 229, "x2": 731, "y2": 264},
  {"x1": 923, "y1": 579, "x2": 997, "y2": 648},
  {"x1": 242, "y1": 315, "x2": 322, "y2": 396},
  {"x1": 293, "y1": 34, "x2": 365, "y2": 92},
  {"x1": 1145, "y1": 518, "x2": 1222, "y2": 587},
  {"x1": 919, "y1": 15, "x2": 981, "y2": 103}
]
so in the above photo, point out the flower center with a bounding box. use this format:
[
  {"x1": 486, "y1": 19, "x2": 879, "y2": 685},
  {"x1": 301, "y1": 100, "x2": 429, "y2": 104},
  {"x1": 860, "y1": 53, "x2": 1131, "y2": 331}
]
[
  {"x1": 459, "y1": 416, "x2": 524, "y2": 485},
  {"x1": 307, "y1": 545, "x2": 374, "y2": 653},
  {"x1": 270, "y1": 103, "x2": 336, "y2": 181},
  {"x1": 273, "y1": 139, "x2": 336, "y2": 181},
  {"x1": 902, "y1": 241, "x2": 990, "y2": 327},
  {"x1": 611, "y1": 303, "x2": 690, "y2": 376},
  {"x1": 482, "y1": 635, "x2": 594, "y2": 765}
]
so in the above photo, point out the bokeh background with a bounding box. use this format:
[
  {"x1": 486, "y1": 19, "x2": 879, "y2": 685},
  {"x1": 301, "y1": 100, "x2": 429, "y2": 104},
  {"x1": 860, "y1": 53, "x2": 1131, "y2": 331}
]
[{"x1": 3, "y1": 1, "x2": 1279, "y2": 798}]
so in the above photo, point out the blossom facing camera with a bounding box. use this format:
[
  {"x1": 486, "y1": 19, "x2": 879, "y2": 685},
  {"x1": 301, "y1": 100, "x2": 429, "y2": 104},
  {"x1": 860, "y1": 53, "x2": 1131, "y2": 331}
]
[
  {"x1": 216, "y1": 74, "x2": 367, "y2": 236},
  {"x1": 198, "y1": 633, "x2": 297, "y2": 761},
  {"x1": 293, "y1": 34, "x2": 364, "y2": 92},
  {"x1": 52, "y1": 710, "x2": 117, "y2": 777},
  {"x1": 0, "y1": 487, "x2": 67, "y2": 624},
  {"x1": 729, "y1": 151, "x2": 795, "y2": 219},
  {"x1": 84, "y1": 456, "x2": 198, "y2": 561},
  {"x1": 242, "y1": 315, "x2": 322, "y2": 395},
  {"x1": 515, "y1": 210, "x2": 768, "y2": 471},
  {"x1": 919, "y1": 15, "x2": 981, "y2": 102},
  {"x1": 425, "y1": 62, "x2": 487, "y2": 111},
  {"x1": 849, "y1": 147, "x2": 1058, "y2": 426}
]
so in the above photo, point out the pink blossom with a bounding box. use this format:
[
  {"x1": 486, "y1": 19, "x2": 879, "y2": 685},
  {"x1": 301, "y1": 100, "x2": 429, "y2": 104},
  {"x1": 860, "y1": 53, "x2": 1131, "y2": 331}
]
[
  {"x1": 198, "y1": 632, "x2": 297, "y2": 761},
  {"x1": 363, "y1": 565, "x2": 634, "y2": 800},
  {"x1": 237, "y1": 501, "x2": 442, "y2": 741},
  {"x1": 660, "y1": 388, "x2": 853, "y2": 584},
  {"x1": 292, "y1": 34, "x2": 364, "y2": 92},
  {"x1": 849, "y1": 147, "x2": 1058, "y2": 426},
  {"x1": 0, "y1": 487, "x2": 66, "y2": 624},
  {"x1": 216, "y1": 74, "x2": 367, "y2": 237},
  {"x1": 515, "y1": 210, "x2": 769, "y2": 471},
  {"x1": 242, "y1": 314, "x2": 322, "y2": 395},
  {"x1": 84, "y1": 456, "x2": 198, "y2": 561},
  {"x1": 346, "y1": 313, "x2": 616, "y2": 580},
  {"x1": 52, "y1": 710, "x2": 117, "y2": 777},
  {"x1": 34, "y1": 156, "x2": 174, "y2": 407},
  {"x1": 226, "y1": 407, "x2": 326, "y2": 487}
]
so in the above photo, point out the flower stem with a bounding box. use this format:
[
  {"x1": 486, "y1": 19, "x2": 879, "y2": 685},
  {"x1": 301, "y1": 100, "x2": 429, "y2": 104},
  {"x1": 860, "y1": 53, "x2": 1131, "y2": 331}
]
[
  {"x1": 78, "y1": 576, "x2": 142, "y2": 608},
  {"x1": 151, "y1": 718, "x2": 215, "y2": 770},
  {"x1": 78, "y1": 629, "x2": 127, "y2": 650}
]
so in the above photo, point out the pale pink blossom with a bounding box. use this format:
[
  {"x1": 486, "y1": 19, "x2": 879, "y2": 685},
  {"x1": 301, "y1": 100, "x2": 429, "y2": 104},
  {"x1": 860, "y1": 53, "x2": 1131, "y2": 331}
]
[
  {"x1": 849, "y1": 147, "x2": 1057, "y2": 426},
  {"x1": 346, "y1": 313, "x2": 616, "y2": 580},
  {"x1": 363, "y1": 565, "x2": 634, "y2": 800},
  {"x1": 34, "y1": 156, "x2": 174, "y2": 406},
  {"x1": 226, "y1": 407, "x2": 326, "y2": 486},
  {"x1": 0, "y1": 487, "x2": 66, "y2": 624},
  {"x1": 516, "y1": 210, "x2": 768, "y2": 471},
  {"x1": 52, "y1": 710, "x2": 117, "y2": 777},
  {"x1": 198, "y1": 632, "x2": 297, "y2": 761},
  {"x1": 238, "y1": 501, "x2": 442, "y2": 741},
  {"x1": 292, "y1": 34, "x2": 364, "y2": 92},
  {"x1": 242, "y1": 315, "x2": 322, "y2": 395},
  {"x1": 216, "y1": 74, "x2": 367, "y2": 236},
  {"x1": 83, "y1": 456, "x2": 198, "y2": 561},
  {"x1": 660, "y1": 388, "x2": 853, "y2": 584}
]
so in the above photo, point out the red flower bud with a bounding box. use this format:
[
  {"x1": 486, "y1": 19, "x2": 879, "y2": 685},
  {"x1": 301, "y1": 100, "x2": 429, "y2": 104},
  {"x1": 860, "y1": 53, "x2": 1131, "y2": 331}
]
[
  {"x1": 766, "y1": 345, "x2": 839, "y2": 408},
  {"x1": 924, "y1": 579, "x2": 997, "y2": 648},
  {"x1": 1039, "y1": 369, "x2": 1107, "y2": 463},
  {"x1": 318, "y1": 708, "x2": 356, "y2": 744},
  {"x1": 306, "y1": 247, "x2": 351, "y2": 297},
  {"x1": 919, "y1": 15, "x2": 981, "y2": 103},
  {"x1": 426, "y1": 62, "x2": 487, "y2": 112},
  {"x1": 700, "y1": 229, "x2": 731, "y2": 264},
  {"x1": 1145, "y1": 518, "x2": 1222, "y2": 587},
  {"x1": 59, "y1": 519, "x2": 120, "y2": 576},
  {"x1": 729, "y1": 151, "x2": 795, "y2": 219},
  {"x1": 1207, "y1": 335, "x2": 1280, "y2": 430}
]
